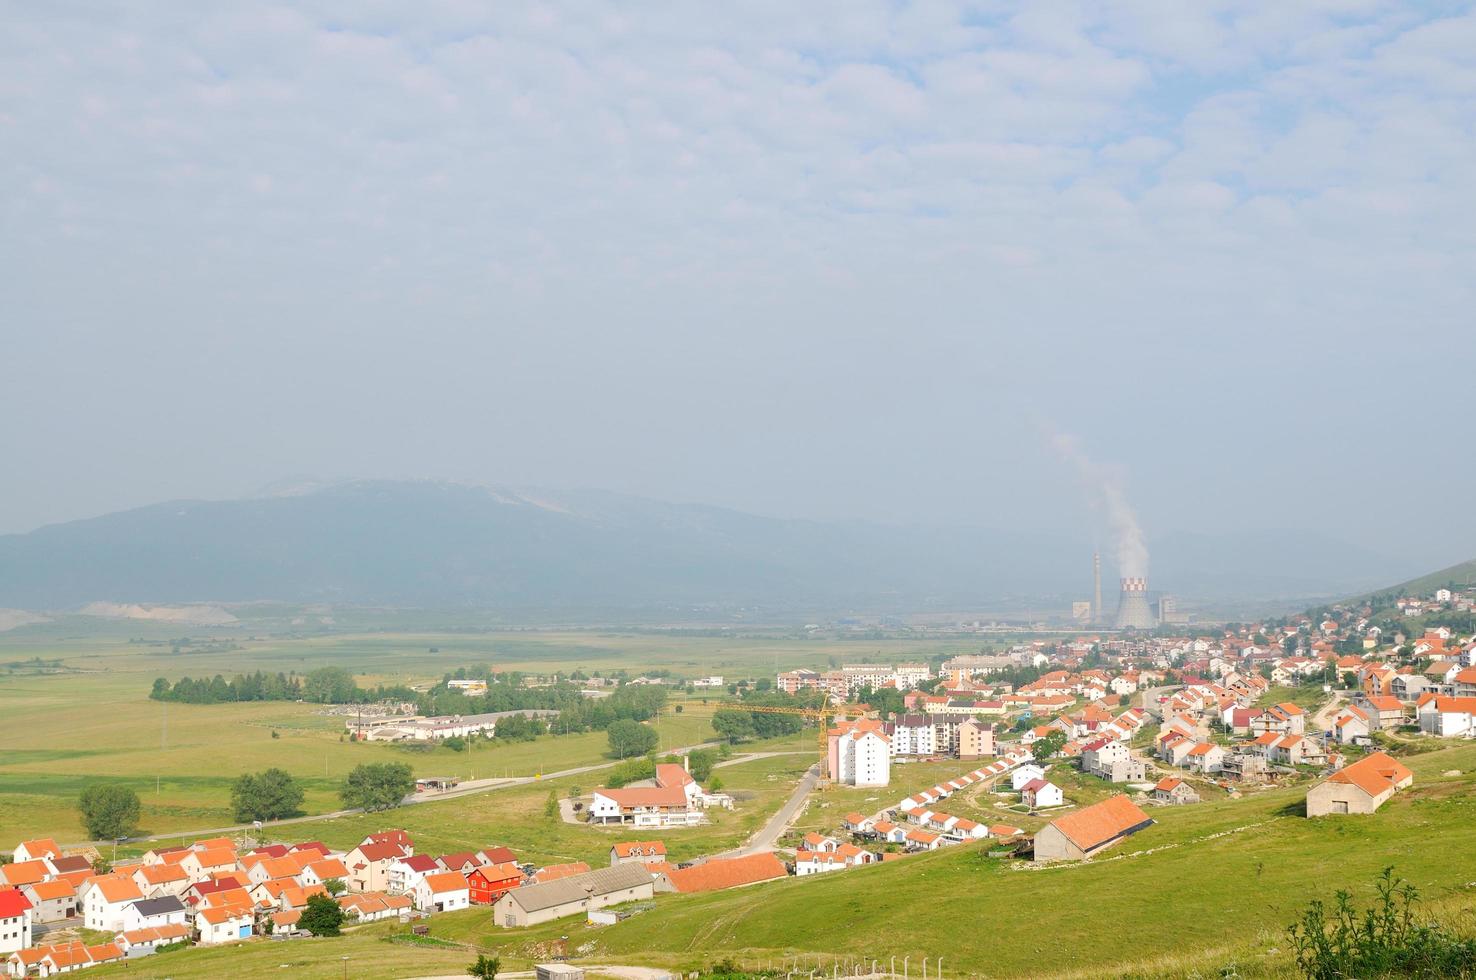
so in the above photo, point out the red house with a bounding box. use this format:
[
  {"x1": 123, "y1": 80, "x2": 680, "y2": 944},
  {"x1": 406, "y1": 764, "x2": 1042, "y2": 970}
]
[{"x1": 467, "y1": 861, "x2": 524, "y2": 905}]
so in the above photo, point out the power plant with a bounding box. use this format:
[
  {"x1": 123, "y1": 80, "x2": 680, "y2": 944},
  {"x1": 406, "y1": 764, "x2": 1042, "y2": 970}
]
[
  {"x1": 1092, "y1": 552, "x2": 1103, "y2": 624},
  {"x1": 1114, "y1": 576, "x2": 1158, "y2": 630}
]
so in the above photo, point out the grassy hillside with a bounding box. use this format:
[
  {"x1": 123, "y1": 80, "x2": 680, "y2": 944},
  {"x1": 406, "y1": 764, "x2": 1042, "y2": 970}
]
[
  {"x1": 507, "y1": 740, "x2": 1476, "y2": 978},
  {"x1": 1380, "y1": 556, "x2": 1476, "y2": 600},
  {"x1": 83, "y1": 740, "x2": 1476, "y2": 980}
]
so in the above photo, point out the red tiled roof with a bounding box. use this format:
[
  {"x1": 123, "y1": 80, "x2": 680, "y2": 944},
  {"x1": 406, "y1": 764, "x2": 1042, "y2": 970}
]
[
  {"x1": 660, "y1": 853, "x2": 786, "y2": 893},
  {"x1": 1044, "y1": 795, "x2": 1153, "y2": 851}
]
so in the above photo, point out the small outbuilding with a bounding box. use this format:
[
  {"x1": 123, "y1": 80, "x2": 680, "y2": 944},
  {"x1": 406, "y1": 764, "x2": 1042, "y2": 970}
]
[
  {"x1": 1032, "y1": 795, "x2": 1153, "y2": 863},
  {"x1": 492, "y1": 864, "x2": 654, "y2": 928},
  {"x1": 1306, "y1": 751, "x2": 1412, "y2": 817}
]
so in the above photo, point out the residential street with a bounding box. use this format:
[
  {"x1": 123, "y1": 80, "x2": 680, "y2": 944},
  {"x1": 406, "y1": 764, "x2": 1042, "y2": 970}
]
[{"x1": 713, "y1": 762, "x2": 820, "y2": 857}]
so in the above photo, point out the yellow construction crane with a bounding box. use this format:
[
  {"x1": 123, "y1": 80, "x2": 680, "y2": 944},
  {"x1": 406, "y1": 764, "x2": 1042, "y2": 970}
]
[{"x1": 703, "y1": 700, "x2": 844, "y2": 784}]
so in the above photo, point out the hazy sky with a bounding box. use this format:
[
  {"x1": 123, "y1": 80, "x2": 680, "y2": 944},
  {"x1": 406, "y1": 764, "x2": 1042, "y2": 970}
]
[{"x1": 4, "y1": 3, "x2": 1475, "y2": 569}]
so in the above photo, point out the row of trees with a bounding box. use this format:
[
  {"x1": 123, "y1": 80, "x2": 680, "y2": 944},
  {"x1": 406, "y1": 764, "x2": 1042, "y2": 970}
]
[{"x1": 149, "y1": 667, "x2": 418, "y2": 706}]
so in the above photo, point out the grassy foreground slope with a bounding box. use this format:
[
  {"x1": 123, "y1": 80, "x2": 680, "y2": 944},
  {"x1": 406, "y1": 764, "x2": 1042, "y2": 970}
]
[
  {"x1": 570, "y1": 741, "x2": 1476, "y2": 977},
  {"x1": 82, "y1": 742, "x2": 1476, "y2": 978}
]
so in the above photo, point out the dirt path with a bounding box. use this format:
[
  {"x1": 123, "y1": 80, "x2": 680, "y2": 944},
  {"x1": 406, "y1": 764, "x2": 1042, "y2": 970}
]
[{"x1": 1312, "y1": 690, "x2": 1347, "y2": 734}]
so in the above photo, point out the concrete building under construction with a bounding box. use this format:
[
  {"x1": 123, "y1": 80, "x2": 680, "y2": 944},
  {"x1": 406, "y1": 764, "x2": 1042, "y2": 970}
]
[{"x1": 1114, "y1": 577, "x2": 1157, "y2": 630}]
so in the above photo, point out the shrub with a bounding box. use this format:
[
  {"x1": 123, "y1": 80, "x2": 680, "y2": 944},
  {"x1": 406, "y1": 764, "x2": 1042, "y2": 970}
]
[{"x1": 1288, "y1": 867, "x2": 1476, "y2": 979}]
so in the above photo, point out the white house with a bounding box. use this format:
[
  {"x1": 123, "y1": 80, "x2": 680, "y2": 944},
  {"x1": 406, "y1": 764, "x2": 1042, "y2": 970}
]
[
  {"x1": 10, "y1": 840, "x2": 59, "y2": 865},
  {"x1": 0, "y1": 892, "x2": 31, "y2": 956},
  {"x1": 81, "y1": 875, "x2": 145, "y2": 932},
  {"x1": 1010, "y1": 764, "x2": 1046, "y2": 791},
  {"x1": 412, "y1": 871, "x2": 470, "y2": 914},
  {"x1": 195, "y1": 906, "x2": 253, "y2": 944},
  {"x1": 120, "y1": 896, "x2": 189, "y2": 933},
  {"x1": 1418, "y1": 696, "x2": 1476, "y2": 737},
  {"x1": 1020, "y1": 778, "x2": 1064, "y2": 809},
  {"x1": 589, "y1": 764, "x2": 707, "y2": 828}
]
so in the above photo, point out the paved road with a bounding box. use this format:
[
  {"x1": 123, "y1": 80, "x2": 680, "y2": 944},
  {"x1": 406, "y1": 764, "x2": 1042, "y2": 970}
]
[
  {"x1": 1311, "y1": 690, "x2": 1346, "y2": 734},
  {"x1": 714, "y1": 762, "x2": 820, "y2": 858}
]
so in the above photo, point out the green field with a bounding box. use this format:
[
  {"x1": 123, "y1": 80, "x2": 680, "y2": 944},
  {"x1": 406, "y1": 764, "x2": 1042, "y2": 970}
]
[{"x1": 0, "y1": 621, "x2": 973, "y2": 843}]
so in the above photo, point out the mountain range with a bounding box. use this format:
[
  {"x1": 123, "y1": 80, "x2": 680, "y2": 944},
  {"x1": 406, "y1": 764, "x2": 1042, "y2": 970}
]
[{"x1": 0, "y1": 480, "x2": 1431, "y2": 613}]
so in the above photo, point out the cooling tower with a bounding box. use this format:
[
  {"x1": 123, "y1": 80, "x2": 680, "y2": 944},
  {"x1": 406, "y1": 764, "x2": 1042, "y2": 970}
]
[{"x1": 1114, "y1": 577, "x2": 1157, "y2": 630}]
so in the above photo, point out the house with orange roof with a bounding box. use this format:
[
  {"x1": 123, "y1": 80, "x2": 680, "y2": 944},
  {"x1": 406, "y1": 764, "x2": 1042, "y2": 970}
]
[
  {"x1": 10, "y1": 839, "x2": 60, "y2": 864},
  {"x1": 243, "y1": 855, "x2": 303, "y2": 887},
  {"x1": 133, "y1": 860, "x2": 190, "y2": 898},
  {"x1": 1331, "y1": 704, "x2": 1373, "y2": 744},
  {"x1": 1185, "y1": 742, "x2": 1227, "y2": 774},
  {"x1": 655, "y1": 852, "x2": 788, "y2": 892},
  {"x1": 903, "y1": 829, "x2": 944, "y2": 852},
  {"x1": 0, "y1": 859, "x2": 50, "y2": 889},
  {"x1": 298, "y1": 857, "x2": 348, "y2": 890},
  {"x1": 195, "y1": 904, "x2": 253, "y2": 944},
  {"x1": 1153, "y1": 777, "x2": 1199, "y2": 805},
  {"x1": 5, "y1": 946, "x2": 51, "y2": 976},
  {"x1": 21, "y1": 877, "x2": 78, "y2": 923},
  {"x1": 337, "y1": 891, "x2": 412, "y2": 923},
  {"x1": 38, "y1": 940, "x2": 100, "y2": 974},
  {"x1": 1306, "y1": 751, "x2": 1413, "y2": 816},
  {"x1": 872, "y1": 821, "x2": 907, "y2": 845},
  {"x1": 531, "y1": 862, "x2": 591, "y2": 884},
  {"x1": 115, "y1": 921, "x2": 192, "y2": 954},
  {"x1": 1032, "y1": 795, "x2": 1154, "y2": 863},
  {"x1": 413, "y1": 871, "x2": 469, "y2": 914},
  {"x1": 179, "y1": 847, "x2": 238, "y2": 883},
  {"x1": 81, "y1": 874, "x2": 144, "y2": 932},
  {"x1": 589, "y1": 763, "x2": 708, "y2": 827},
  {"x1": 609, "y1": 841, "x2": 667, "y2": 867},
  {"x1": 1356, "y1": 695, "x2": 1407, "y2": 729},
  {"x1": 1418, "y1": 695, "x2": 1476, "y2": 737}
]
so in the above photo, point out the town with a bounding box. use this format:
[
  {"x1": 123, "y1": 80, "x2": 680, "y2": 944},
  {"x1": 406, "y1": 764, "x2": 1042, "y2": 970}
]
[{"x1": 3, "y1": 582, "x2": 1474, "y2": 975}]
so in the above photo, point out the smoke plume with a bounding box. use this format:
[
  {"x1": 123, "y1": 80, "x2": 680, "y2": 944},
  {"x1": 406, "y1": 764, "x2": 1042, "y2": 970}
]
[{"x1": 1047, "y1": 430, "x2": 1149, "y2": 578}]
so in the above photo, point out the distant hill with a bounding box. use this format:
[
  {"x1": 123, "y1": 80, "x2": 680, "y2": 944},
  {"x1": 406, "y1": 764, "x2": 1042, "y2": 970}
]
[
  {"x1": 1372, "y1": 557, "x2": 1476, "y2": 601},
  {"x1": 0, "y1": 480, "x2": 1417, "y2": 612}
]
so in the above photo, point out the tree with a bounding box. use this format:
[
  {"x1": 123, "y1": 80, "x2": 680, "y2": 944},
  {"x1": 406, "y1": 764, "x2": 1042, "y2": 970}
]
[
  {"x1": 544, "y1": 789, "x2": 558, "y2": 819},
  {"x1": 606, "y1": 719, "x2": 658, "y2": 758},
  {"x1": 340, "y1": 762, "x2": 414, "y2": 812},
  {"x1": 467, "y1": 954, "x2": 501, "y2": 980},
  {"x1": 1031, "y1": 730, "x2": 1067, "y2": 761},
  {"x1": 303, "y1": 666, "x2": 360, "y2": 704},
  {"x1": 707, "y1": 774, "x2": 724, "y2": 793},
  {"x1": 230, "y1": 768, "x2": 305, "y2": 822},
  {"x1": 323, "y1": 878, "x2": 346, "y2": 896},
  {"x1": 711, "y1": 709, "x2": 756, "y2": 743},
  {"x1": 77, "y1": 784, "x2": 141, "y2": 841},
  {"x1": 299, "y1": 893, "x2": 345, "y2": 937}
]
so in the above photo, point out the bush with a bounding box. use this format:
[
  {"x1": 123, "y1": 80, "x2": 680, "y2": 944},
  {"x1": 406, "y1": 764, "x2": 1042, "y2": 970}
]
[
  {"x1": 1288, "y1": 867, "x2": 1476, "y2": 979},
  {"x1": 299, "y1": 893, "x2": 345, "y2": 937}
]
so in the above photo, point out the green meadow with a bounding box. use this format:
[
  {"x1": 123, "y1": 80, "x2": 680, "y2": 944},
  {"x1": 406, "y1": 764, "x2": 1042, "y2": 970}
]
[{"x1": 0, "y1": 619, "x2": 968, "y2": 843}]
